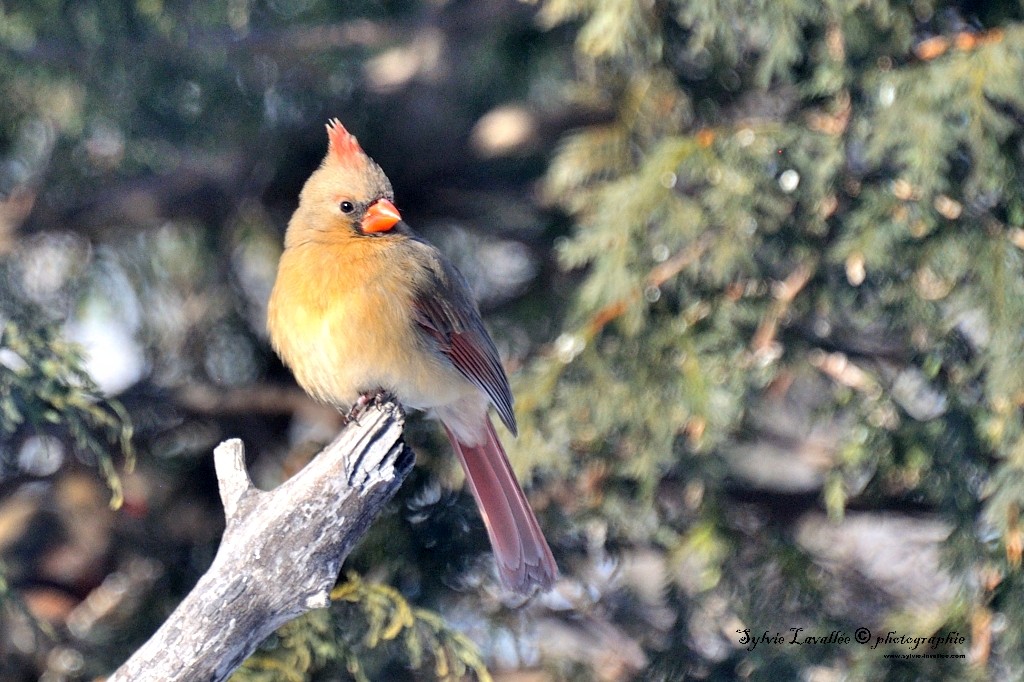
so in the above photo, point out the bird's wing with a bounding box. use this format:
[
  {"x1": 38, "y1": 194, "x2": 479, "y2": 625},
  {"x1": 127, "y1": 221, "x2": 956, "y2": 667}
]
[{"x1": 410, "y1": 251, "x2": 518, "y2": 436}]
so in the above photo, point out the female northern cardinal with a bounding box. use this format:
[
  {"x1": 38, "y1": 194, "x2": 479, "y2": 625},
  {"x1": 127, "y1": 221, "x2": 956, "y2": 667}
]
[{"x1": 267, "y1": 119, "x2": 557, "y2": 593}]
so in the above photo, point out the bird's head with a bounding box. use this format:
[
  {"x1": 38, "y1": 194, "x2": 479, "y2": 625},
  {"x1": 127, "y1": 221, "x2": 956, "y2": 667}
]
[{"x1": 288, "y1": 119, "x2": 404, "y2": 243}]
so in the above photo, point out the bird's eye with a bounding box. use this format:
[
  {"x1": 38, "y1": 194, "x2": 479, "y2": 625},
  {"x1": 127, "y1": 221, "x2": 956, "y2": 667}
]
[{"x1": 340, "y1": 201, "x2": 355, "y2": 214}]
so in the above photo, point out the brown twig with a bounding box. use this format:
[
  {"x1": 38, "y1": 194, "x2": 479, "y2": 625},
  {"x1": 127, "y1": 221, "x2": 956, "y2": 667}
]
[{"x1": 750, "y1": 260, "x2": 816, "y2": 354}]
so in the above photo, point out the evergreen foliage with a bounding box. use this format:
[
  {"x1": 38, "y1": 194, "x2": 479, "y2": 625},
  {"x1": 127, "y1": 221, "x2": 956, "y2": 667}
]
[
  {"x1": 508, "y1": 0, "x2": 1024, "y2": 677},
  {"x1": 0, "y1": 294, "x2": 134, "y2": 508},
  {"x1": 236, "y1": 573, "x2": 491, "y2": 682}
]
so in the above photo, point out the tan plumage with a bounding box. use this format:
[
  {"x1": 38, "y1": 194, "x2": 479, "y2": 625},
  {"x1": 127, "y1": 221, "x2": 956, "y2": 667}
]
[{"x1": 268, "y1": 119, "x2": 557, "y2": 593}]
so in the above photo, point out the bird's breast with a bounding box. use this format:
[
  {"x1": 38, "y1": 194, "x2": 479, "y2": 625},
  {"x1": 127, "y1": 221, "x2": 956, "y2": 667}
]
[{"x1": 267, "y1": 242, "x2": 470, "y2": 412}]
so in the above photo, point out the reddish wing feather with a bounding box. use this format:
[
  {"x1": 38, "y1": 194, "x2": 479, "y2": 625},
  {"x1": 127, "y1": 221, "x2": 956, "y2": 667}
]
[{"x1": 413, "y1": 281, "x2": 518, "y2": 436}]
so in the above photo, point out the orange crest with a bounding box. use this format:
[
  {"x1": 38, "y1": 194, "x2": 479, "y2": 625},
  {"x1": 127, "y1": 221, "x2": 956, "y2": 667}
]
[{"x1": 326, "y1": 118, "x2": 365, "y2": 166}]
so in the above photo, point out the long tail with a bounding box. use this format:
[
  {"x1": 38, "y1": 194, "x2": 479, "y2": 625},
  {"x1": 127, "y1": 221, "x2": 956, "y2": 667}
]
[{"x1": 442, "y1": 417, "x2": 558, "y2": 594}]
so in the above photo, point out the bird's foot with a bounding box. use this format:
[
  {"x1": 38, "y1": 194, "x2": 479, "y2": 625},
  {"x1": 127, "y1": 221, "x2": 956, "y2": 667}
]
[
  {"x1": 344, "y1": 388, "x2": 398, "y2": 424},
  {"x1": 344, "y1": 394, "x2": 372, "y2": 425},
  {"x1": 370, "y1": 389, "x2": 397, "y2": 408}
]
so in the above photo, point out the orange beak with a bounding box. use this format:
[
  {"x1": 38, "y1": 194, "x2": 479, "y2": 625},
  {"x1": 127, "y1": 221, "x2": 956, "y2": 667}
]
[{"x1": 361, "y1": 198, "x2": 402, "y2": 233}]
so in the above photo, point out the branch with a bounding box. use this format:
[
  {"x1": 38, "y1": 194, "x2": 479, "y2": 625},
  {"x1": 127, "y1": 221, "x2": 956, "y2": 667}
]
[
  {"x1": 585, "y1": 235, "x2": 712, "y2": 338},
  {"x1": 750, "y1": 259, "x2": 817, "y2": 356},
  {"x1": 108, "y1": 400, "x2": 413, "y2": 682}
]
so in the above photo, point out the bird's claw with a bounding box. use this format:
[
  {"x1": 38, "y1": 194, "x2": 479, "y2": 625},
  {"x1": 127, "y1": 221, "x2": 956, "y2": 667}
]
[{"x1": 344, "y1": 388, "x2": 397, "y2": 425}]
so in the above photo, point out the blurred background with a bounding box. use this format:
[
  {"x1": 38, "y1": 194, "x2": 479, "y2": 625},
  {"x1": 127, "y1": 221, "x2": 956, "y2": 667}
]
[{"x1": 2, "y1": 0, "x2": 1024, "y2": 680}]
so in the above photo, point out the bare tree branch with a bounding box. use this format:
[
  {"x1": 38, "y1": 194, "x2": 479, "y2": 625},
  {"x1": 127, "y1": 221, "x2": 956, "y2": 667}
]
[{"x1": 108, "y1": 400, "x2": 413, "y2": 682}]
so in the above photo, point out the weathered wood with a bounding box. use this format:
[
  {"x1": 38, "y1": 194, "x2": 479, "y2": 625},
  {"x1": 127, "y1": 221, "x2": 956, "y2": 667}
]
[{"x1": 108, "y1": 400, "x2": 412, "y2": 682}]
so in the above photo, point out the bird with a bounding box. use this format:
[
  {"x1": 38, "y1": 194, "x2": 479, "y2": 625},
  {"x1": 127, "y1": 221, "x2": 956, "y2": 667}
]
[{"x1": 267, "y1": 119, "x2": 557, "y2": 594}]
